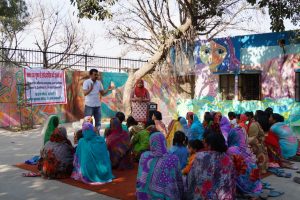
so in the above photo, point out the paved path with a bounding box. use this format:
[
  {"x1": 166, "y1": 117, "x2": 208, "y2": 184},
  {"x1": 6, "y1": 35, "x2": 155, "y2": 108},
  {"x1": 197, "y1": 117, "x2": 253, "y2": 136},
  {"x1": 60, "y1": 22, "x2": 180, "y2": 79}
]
[{"x1": 0, "y1": 123, "x2": 299, "y2": 200}]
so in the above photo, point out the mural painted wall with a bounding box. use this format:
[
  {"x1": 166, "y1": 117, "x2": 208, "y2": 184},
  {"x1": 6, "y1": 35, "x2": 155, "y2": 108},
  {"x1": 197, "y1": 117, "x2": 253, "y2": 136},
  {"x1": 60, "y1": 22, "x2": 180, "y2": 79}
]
[
  {"x1": 176, "y1": 30, "x2": 300, "y2": 133},
  {"x1": 0, "y1": 67, "x2": 180, "y2": 128},
  {"x1": 0, "y1": 68, "x2": 129, "y2": 127},
  {"x1": 2, "y1": 30, "x2": 300, "y2": 132}
]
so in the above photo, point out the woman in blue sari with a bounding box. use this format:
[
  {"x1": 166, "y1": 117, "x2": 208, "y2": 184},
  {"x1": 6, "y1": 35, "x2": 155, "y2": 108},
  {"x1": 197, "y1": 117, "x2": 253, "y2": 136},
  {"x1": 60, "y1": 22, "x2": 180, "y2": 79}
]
[
  {"x1": 269, "y1": 113, "x2": 298, "y2": 159},
  {"x1": 179, "y1": 117, "x2": 189, "y2": 135},
  {"x1": 186, "y1": 112, "x2": 204, "y2": 141},
  {"x1": 71, "y1": 122, "x2": 114, "y2": 185}
]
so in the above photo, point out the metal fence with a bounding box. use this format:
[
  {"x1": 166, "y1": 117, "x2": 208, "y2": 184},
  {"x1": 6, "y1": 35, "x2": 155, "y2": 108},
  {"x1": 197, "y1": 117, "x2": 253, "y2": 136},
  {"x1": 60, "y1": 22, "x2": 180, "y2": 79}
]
[{"x1": 0, "y1": 47, "x2": 148, "y2": 72}]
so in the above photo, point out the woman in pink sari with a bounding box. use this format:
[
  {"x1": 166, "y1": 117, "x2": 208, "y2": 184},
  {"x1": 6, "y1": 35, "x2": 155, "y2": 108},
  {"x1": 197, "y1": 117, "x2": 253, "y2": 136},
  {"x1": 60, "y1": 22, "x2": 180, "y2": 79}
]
[
  {"x1": 130, "y1": 79, "x2": 150, "y2": 124},
  {"x1": 106, "y1": 118, "x2": 133, "y2": 169}
]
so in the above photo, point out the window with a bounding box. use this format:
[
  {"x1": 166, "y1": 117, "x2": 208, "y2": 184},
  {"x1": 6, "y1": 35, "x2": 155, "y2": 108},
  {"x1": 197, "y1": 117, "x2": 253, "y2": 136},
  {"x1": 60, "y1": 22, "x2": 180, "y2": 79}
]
[
  {"x1": 296, "y1": 72, "x2": 300, "y2": 102},
  {"x1": 219, "y1": 74, "x2": 235, "y2": 100},
  {"x1": 238, "y1": 74, "x2": 261, "y2": 100}
]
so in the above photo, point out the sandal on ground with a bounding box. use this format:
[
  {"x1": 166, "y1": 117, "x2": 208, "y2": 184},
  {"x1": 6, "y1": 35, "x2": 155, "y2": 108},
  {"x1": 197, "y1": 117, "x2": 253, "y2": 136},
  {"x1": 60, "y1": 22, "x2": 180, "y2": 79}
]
[
  {"x1": 259, "y1": 190, "x2": 269, "y2": 200},
  {"x1": 284, "y1": 172, "x2": 292, "y2": 178},
  {"x1": 262, "y1": 182, "x2": 274, "y2": 190},
  {"x1": 293, "y1": 177, "x2": 300, "y2": 184},
  {"x1": 268, "y1": 191, "x2": 284, "y2": 197},
  {"x1": 22, "y1": 172, "x2": 41, "y2": 177}
]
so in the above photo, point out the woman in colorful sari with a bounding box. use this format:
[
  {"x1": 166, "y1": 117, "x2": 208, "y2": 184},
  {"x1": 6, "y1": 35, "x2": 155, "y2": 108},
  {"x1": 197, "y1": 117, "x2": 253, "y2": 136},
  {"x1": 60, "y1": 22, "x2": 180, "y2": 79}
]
[
  {"x1": 269, "y1": 113, "x2": 298, "y2": 159},
  {"x1": 211, "y1": 112, "x2": 232, "y2": 141},
  {"x1": 131, "y1": 128, "x2": 150, "y2": 161},
  {"x1": 106, "y1": 118, "x2": 133, "y2": 169},
  {"x1": 186, "y1": 112, "x2": 204, "y2": 141},
  {"x1": 187, "y1": 130, "x2": 236, "y2": 200},
  {"x1": 152, "y1": 111, "x2": 168, "y2": 137},
  {"x1": 72, "y1": 122, "x2": 114, "y2": 184},
  {"x1": 130, "y1": 79, "x2": 150, "y2": 123},
  {"x1": 41, "y1": 115, "x2": 59, "y2": 145},
  {"x1": 39, "y1": 127, "x2": 74, "y2": 179},
  {"x1": 227, "y1": 127, "x2": 262, "y2": 196},
  {"x1": 166, "y1": 118, "x2": 182, "y2": 148},
  {"x1": 237, "y1": 114, "x2": 248, "y2": 131},
  {"x1": 136, "y1": 132, "x2": 184, "y2": 200},
  {"x1": 127, "y1": 116, "x2": 144, "y2": 139},
  {"x1": 247, "y1": 111, "x2": 269, "y2": 174},
  {"x1": 203, "y1": 112, "x2": 214, "y2": 129}
]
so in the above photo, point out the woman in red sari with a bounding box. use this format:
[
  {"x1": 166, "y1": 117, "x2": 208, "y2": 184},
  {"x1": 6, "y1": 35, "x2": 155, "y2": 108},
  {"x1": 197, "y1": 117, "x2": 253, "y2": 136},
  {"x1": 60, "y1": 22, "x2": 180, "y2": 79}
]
[
  {"x1": 106, "y1": 118, "x2": 133, "y2": 169},
  {"x1": 130, "y1": 79, "x2": 150, "y2": 124}
]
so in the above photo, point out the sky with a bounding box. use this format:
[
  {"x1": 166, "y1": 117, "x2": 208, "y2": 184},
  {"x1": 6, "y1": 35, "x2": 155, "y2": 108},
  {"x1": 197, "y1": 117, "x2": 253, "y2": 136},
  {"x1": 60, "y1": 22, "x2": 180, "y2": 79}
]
[{"x1": 19, "y1": 0, "x2": 299, "y2": 60}]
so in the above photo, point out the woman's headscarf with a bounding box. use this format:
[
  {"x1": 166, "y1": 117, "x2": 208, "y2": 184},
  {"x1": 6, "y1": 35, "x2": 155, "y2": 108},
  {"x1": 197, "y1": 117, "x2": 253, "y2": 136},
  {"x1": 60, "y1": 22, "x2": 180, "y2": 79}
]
[
  {"x1": 49, "y1": 127, "x2": 72, "y2": 146},
  {"x1": 239, "y1": 114, "x2": 248, "y2": 130},
  {"x1": 110, "y1": 117, "x2": 122, "y2": 132},
  {"x1": 106, "y1": 118, "x2": 130, "y2": 152},
  {"x1": 179, "y1": 117, "x2": 189, "y2": 135},
  {"x1": 220, "y1": 116, "x2": 231, "y2": 140},
  {"x1": 42, "y1": 115, "x2": 59, "y2": 145},
  {"x1": 166, "y1": 119, "x2": 182, "y2": 148},
  {"x1": 150, "y1": 132, "x2": 168, "y2": 157},
  {"x1": 210, "y1": 114, "x2": 231, "y2": 141},
  {"x1": 134, "y1": 79, "x2": 148, "y2": 98},
  {"x1": 188, "y1": 114, "x2": 204, "y2": 140}
]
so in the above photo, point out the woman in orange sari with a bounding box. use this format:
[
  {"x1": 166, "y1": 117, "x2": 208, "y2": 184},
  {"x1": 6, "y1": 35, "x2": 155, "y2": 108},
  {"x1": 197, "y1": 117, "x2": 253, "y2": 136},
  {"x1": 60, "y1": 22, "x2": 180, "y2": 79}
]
[{"x1": 130, "y1": 79, "x2": 150, "y2": 124}]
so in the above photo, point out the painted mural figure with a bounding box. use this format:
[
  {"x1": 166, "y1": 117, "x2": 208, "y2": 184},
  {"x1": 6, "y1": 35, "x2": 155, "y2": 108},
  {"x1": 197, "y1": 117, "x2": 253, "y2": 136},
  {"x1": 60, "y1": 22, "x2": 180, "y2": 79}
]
[
  {"x1": 130, "y1": 79, "x2": 150, "y2": 123},
  {"x1": 194, "y1": 38, "x2": 241, "y2": 98},
  {"x1": 82, "y1": 69, "x2": 113, "y2": 130}
]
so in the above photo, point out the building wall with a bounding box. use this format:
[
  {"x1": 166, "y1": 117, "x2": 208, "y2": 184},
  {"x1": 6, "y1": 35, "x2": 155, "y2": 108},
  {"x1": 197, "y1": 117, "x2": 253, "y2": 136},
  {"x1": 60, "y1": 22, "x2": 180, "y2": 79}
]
[
  {"x1": 176, "y1": 31, "x2": 300, "y2": 133},
  {"x1": 1, "y1": 31, "x2": 300, "y2": 132}
]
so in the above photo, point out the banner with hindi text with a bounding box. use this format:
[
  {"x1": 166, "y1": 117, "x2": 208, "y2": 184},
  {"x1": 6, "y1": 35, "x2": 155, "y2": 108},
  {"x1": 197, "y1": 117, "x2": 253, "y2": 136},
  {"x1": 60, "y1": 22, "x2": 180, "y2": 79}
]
[{"x1": 24, "y1": 69, "x2": 67, "y2": 105}]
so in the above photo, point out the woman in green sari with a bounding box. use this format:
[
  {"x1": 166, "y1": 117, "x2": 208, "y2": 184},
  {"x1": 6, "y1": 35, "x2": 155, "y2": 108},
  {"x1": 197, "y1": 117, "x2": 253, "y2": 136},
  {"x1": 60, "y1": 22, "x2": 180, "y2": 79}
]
[{"x1": 41, "y1": 115, "x2": 59, "y2": 145}]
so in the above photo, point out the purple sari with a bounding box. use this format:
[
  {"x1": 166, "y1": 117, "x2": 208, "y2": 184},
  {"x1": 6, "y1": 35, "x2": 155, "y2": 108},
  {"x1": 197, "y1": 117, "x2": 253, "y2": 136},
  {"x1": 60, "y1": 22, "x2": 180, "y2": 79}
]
[
  {"x1": 136, "y1": 132, "x2": 184, "y2": 200},
  {"x1": 227, "y1": 127, "x2": 262, "y2": 194}
]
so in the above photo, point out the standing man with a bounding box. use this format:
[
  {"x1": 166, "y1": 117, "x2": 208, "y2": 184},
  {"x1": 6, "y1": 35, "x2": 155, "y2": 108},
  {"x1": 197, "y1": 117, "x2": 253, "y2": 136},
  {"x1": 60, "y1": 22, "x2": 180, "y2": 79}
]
[{"x1": 83, "y1": 69, "x2": 113, "y2": 130}]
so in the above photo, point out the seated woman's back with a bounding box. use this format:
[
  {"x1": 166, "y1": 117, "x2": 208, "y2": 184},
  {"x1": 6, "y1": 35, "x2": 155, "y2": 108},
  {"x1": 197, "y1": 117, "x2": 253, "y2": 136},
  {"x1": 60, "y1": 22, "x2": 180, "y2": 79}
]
[
  {"x1": 71, "y1": 122, "x2": 114, "y2": 184},
  {"x1": 187, "y1": 131, "x2": 235, "y2": 200},
  {"x1": 39, "y1": 127, "x2": 74, "y2": 179},
  {"x1": 227, "y1": 127, "x2": 262, "y2": 195},
  {"x1": 270, "y1": 113, "x2": 298, "y2": 159},
  {"x1": 136, "y1": 132, "x2": 184, "y2": 200},
  {"x1": 271, "y1": 122, "x2": 298, "y2": 159},
  {"x1": 106, "y1": 118, "x2": 132, "y2": 169}
]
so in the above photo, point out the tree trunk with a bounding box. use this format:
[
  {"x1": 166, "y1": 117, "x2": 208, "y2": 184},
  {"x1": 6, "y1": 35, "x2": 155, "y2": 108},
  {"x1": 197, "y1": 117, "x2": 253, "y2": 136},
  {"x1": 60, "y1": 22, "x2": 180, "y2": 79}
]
[{"x1": 122, "y1": 18, "x2": 192, "y2": 116}]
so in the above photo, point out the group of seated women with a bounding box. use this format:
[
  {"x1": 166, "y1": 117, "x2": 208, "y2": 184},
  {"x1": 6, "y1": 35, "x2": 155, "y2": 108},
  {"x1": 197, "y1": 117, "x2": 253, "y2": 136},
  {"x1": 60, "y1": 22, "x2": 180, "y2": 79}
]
[{"x1": 37, "y1": 107, "x2": 298, "y2": 199}]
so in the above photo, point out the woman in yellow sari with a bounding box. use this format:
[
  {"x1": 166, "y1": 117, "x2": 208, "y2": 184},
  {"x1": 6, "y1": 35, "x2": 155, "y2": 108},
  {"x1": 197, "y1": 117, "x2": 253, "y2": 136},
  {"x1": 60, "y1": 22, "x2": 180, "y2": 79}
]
[{"x1": 166, "y1": 118, "x2": 183, "y2": 148}]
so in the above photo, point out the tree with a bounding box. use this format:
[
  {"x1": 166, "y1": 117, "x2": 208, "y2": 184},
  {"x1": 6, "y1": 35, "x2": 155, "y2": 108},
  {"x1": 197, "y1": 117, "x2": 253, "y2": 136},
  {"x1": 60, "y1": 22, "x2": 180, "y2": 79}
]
[
  {"x1": 32, "y1": 2, "x2": 95, "y2": 69},
  {"x1": 247, "y1": 0, "x2": 300, "y2": 32},
  {"x1": 0, "y1": 0, "x2": 29, "y2": 63},
  {"x1": 69, "y1": 0, "x2": 278, "y2": 114}
]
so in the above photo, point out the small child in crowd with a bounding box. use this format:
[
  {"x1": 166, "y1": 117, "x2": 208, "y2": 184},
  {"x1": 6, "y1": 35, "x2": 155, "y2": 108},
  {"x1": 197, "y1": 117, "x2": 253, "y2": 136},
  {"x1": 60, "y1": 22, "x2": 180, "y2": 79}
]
[
  {"x1": 182, "y1": 139, "x2": 204, "y2": 175},
  {"x1": 169, "y1": 131, "x2": 189, "y2": 169}
]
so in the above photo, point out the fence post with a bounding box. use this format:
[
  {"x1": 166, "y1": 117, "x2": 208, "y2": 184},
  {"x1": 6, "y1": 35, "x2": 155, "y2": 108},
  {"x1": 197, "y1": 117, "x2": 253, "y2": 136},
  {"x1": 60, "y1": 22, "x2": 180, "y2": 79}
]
[
  {"x1": 118, "y1": 57, "x2": 121, "y2": 72},
  {"x1": 85, "y1": 54, "x2": 88, "y2": 71}
]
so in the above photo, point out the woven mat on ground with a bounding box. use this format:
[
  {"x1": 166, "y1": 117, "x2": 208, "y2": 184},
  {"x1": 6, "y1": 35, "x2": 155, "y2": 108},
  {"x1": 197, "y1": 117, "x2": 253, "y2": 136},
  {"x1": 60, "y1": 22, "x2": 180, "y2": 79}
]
[
  {"x1": 14, "y1": 163, "x2": 272, "y2": 199},
  {"x1": 14, "y1": 163, "x2": 137, "y2": 200}
]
